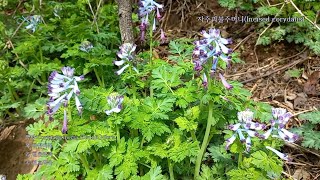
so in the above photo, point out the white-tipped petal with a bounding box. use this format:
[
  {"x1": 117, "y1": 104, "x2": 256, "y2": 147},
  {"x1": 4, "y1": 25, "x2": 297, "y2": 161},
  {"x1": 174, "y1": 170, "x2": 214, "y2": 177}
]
[
  {"x1": 219, "y1": 43, "x2": 230, "y2": 54},
  {"x1": 262, "y1": 128, "x2": 273, "y2": 139},
  {"x1": 226, "y1": 134, "x2": 237, "y2": 150},
  {"x1": 48, "y1": 93, "x2": 67, "y2": 108},
  {"x1": 116, "y1": 64, "x2": 130, "y2": 75},
  {"x1": 114, "y1": 60, "x2": 126, "y2": 66},
  {"x1": 245, "y1": 136, "x2": 252, "y2": 152},
  {"x1": 266, "y1": 146, "x2": 290, "y2": 161}
]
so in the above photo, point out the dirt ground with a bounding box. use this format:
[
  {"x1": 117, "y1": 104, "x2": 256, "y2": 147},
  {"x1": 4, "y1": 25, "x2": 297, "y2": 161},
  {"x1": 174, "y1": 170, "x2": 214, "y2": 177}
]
[
  {"x1": 0, "y1": 0, "x2": 319, "y2": 179},
  {"x1": 0, "y1": 122, "x2": 40, "y2": 180}
]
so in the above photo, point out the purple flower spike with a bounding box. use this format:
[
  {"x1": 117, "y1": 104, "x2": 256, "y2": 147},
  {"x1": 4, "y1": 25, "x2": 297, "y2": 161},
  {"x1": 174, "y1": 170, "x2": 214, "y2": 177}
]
[
  {"x1": 138, "y1": 0, "x2": 163, "y2": 40},
  {"x1": 226, "y1": 109, "x2": 267, "y2": 152},
  {"x1": 25, "y1": 15, "x2": 42, "y2": 33},
  {"x1": 105, "y1": 93, "x2": 124, "y2": 115},
  {"x1": 79, "y1": 41, "x2": 93, "y2": 52},
  {"x1": 263, "y1": 107, "x2": 298, "y2": 143},
  {"x1": 114, "y1": 43, "x2": 138, "y2": 75},
  {"x1": 47, "y1": 66, "x2": 84, "y2": 122},
  {"x1": 219, "y1": 73, "x2": 233, "y2": 90}
]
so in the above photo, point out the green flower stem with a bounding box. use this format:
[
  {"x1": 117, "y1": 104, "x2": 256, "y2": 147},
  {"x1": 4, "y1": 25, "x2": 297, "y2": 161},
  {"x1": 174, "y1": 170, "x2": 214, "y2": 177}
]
[
  {"x1": 78, "y1": 153, "x2": 90, "y2": 174},
  {"x1": 101, "y1": 68, "x2": 105, "y2": 87},
  {"x1": 7, "y1": 83, "x2": 19, "y2": 101},
  {"x1": 27, "y1": 79, "x2": 35, "y2": 103},
  {"x1": 238, "y1": 152, "x2": 243, "y2": 168},
  {"x1": 149, "y1": 13, "x2": 154, "y2": 98},
  {"x1": 140, "y1": 135, "x2": 145, "y2": 148},
  {"x1": 67, "y1": 105, "x2": 72, "y2": 123},
  {"x1": 194, "y1": 101, "x2": 214, "y2": 179},
  {"x1": 206, "y1": 130, "x2": 215, "y2": 147},
  {"x1": 168, "y1": 159, "x2": 175, "y2": 180},
  {"x1": 91, "y1": 149, "x2": 101, "y2": 167},
  {"x1": 116, "y1": 124, "x2": 120, "y2": 144},
  {"x1": 191, "y1": 130, "x2": 200, "y2": 149},
  {"x1": 93, "y1": 68, "x2": 103, "y2": 87}
]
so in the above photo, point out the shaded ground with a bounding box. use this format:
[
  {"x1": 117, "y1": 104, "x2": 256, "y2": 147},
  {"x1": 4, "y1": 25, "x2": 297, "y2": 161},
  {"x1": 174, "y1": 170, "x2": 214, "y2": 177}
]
[
  {"x1": 0, "y1": 122, "x2": 39, "y2": 180},
  {"x1": 0, "y1": 0, "x2": 319, "y2": 179}
]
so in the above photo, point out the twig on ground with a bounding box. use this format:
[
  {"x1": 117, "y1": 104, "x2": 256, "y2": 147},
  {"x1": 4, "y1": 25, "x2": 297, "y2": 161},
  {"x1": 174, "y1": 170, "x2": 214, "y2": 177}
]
[
  {"x1": 287, "y1": 0, "x2": 320, "y2": 31},
  {"x1": 232, "y1": 33, "x2": 255, "y2": 51},
  {"x1": 241, "y1": 57, "x2": 310, "y2": 84},
  {"x1": 285, "y1": 142, "x2": 320, "y2": 158}
]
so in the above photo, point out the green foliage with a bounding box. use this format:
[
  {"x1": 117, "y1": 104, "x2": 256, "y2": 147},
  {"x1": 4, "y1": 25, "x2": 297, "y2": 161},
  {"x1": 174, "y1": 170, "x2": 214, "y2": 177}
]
[
  {"x1": 6, "y1": 1, "x2": 290, "y2": 176},
  {"x1": 292, "y1": 111, "x2": 320, "y2": 150},
  {"x1": 23, "y1": 97, "x2": 47, "y2": 119},
  {"x1": 285, "y1": 68, "x2": 303, "y2": 78},
  {"x1": 219, "y1": 0, "x2": 320, "y2": 55},
  {"x1": 0, "y1": 0, "x2": 120, "y2": 120},
  {"x1": 227, "y1": 150, "x2": 283, "y2": 180}
]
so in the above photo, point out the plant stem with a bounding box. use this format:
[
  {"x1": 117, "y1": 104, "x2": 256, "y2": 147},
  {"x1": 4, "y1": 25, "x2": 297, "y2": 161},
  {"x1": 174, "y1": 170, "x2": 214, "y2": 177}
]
[
  {"x1": 191, "y1": 130, "x2": 200, "y2": 149},
  {"x1": 27, "y1": 79, "x2": 35, "y2": 103},
  {"x1": 140, "y1": 135, "x2": 145, "y2": 148},
  {"x1": 93, "y1": 68, "x2": 103, "y2": 87},
  {"x1": 149, "y1": 14, "x2": 154, "y2": 98},
  {"x1": 78, "y1": 153, "x2": 90, "y2": 174},
  {"x1": 168, "y1": 159, "x2": 175, "y2": 180},
  {"x1": 116, "y1": 124, "x2": 120, "y2": 144},
  {"x1": 101, "y1": 68, "x2": 105, "y2": 87},
  {"x1": 91, "y1": 149, "x2": 101, "y2": 167},
  {"x1": 238, "y1": 152, "x2": 243, "y2": 168},
  {"x1": 194, "y1": 101, "x2": 214, "y2": 179}
]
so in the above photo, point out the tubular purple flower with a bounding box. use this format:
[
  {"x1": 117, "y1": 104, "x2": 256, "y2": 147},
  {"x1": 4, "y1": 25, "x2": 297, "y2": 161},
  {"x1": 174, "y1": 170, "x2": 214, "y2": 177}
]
[
  {"x1": 263, "y1": 107, "x2": 299, "y2": 142},
  {"x1": 79, "y1": 41, "x2": 93, "y2": 52},
  {"x1": 228, "y1": 123, "x2": 241, "y2": 131},
  {"x1": 105, "y1": 93, "x2": 124, "y2": 115},
  {"x1": 202, "y1": 73, "x2": 208, "y2": 89},
  {"x1": 62, "y1": 109, "x2": 68, "y2": 134},
  {"x1": 25, "y1": 15, "x2": 42, "y2": 33},
  {"x1": 226, "y1": 134, "x2": 237, "y2": 150},
  {"x1": 237, "y1": 109, "x2": 254, "y2": 123},
  {"x1": 266, "y1": 146, "x2": 290, "y2": 161},
  {"x1": 226, "y1": 109, "x2": 267, "y2": 152},
  {"x1": 245, "y1": 136, "x2": 251, "y2": 152},
  {"x1": 114, "y1": 43, "x2": 138, "y2": 75},
  {"x1": 160, "y1": 29, "x2": 166, "y2": 43},
  {"x1": 219, "y1": 73, "x2": 233, "y2": 90},
  {"x1": 61, "y1": 66, "x2": 75, "y2": 77},
  {"x1": 116, "y1": 64, "x2": 130, "y2": 75}
]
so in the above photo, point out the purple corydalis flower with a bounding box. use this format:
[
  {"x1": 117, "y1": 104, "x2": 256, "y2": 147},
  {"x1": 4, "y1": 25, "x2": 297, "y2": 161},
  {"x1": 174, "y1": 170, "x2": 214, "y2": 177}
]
[
  {"x1": 266, "y1": 146, "x2": 291, "y2": 161},
  {"x1": 219, "y1": 73, "x2": 233, "y2": 90},
  {"x1": 192, "y1": 28, "x2": 233, "y2": 83},
  {"x1": 79, "y1": 41, "x2": 93, "y2": 52},
  {"x1": 25, "y1": 15, "x2": 42, "y2": 33},
  {"x1": 201, "y1": 29, "x2": 232, "y2": 55},
  {"x1": 226, "y1": 109, "x2": 266, "y2": 152},
  {"x1": 105, "y1": 93, "x2": 124, "y2": 115},
  {"x1": 138, "y1": 0, "x2": 163, "y2": 41},
  {"x1": 47, "y1": 67, "x2": 84, "y2": 121},
  {"x1": 114, "y1": 43, "x2": 138, "y2": 75},
  {"x1": 262, "y1": 108, "x2": 299, "y2": 143}
]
